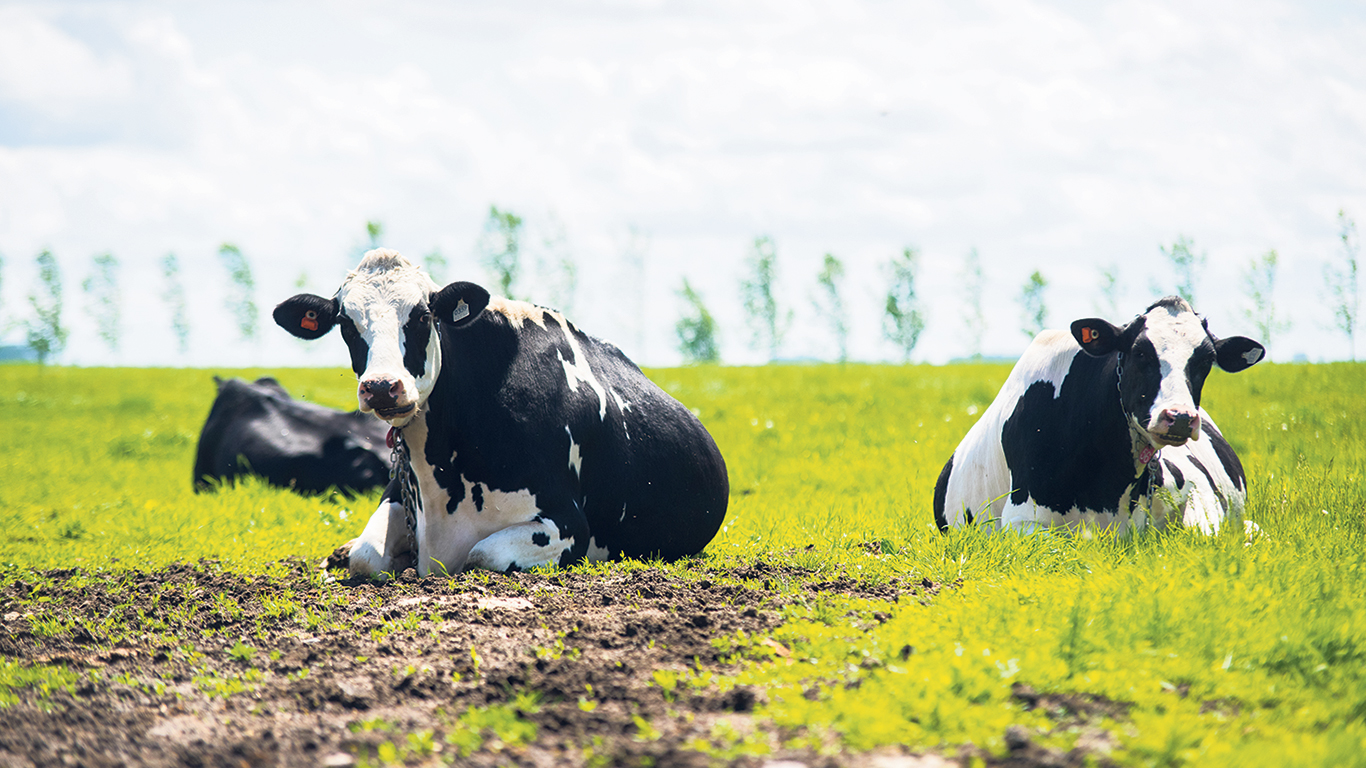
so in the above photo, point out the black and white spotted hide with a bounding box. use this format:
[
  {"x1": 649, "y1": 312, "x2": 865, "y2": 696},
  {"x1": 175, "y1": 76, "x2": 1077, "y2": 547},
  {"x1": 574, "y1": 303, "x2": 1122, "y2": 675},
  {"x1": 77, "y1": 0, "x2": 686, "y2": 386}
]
[
  {"x1": 274, "y1": 249, "x2": 730, "y2": 576},
  {"x1": 933, "y1": 296, "x2": 1264, "y2": 534}
]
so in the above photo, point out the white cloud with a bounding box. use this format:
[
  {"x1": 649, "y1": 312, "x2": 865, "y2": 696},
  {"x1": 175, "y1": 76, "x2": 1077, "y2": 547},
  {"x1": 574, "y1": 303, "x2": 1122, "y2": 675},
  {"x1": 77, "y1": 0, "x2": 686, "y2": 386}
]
[
  {"x1": 0, "y1": 7, "x2": 133, "y2": 110},
  {"x1": 0, "y1": 0, "x2": 1364, "y2": 366}
]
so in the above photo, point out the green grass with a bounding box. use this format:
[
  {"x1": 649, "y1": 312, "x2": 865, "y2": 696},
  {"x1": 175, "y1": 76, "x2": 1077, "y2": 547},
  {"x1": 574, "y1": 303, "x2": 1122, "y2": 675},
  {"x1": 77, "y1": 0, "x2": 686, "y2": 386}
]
[
  {"x1": 0, "y1": 366, "x2": 372, "y2": 570},
  {"x1": 0, "y1": 658, "x2": 80, "y2": 710},
  {"x1": 2, "y1": 361, "x2": 1365, "y2": 765}
]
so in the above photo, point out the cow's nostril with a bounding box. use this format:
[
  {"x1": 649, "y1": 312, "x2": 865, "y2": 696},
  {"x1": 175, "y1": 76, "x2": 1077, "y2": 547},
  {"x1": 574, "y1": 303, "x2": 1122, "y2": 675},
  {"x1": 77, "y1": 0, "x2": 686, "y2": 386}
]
[
  {"x1": 1161, "y1": 409, "x2": 1198, "y2": 438},
  {"x1": 362, "y1": 379, "x2": 397, "y2": 397}
]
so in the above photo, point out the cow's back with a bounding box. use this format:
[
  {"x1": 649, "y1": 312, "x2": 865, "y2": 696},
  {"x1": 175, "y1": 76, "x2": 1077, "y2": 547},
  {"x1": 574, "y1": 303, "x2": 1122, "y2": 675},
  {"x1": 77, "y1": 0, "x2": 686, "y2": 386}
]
[
  {"x1": 435, "y1": 307, "x2": 729, "y2": 561},
  {"x1": 572, "y1": 337, "x2": 728, "y2": 559}
]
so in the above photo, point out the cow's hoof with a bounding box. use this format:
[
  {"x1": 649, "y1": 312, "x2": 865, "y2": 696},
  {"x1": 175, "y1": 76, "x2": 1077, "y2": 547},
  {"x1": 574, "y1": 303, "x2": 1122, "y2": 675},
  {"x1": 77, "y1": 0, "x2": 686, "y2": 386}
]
[{"x1": 322, "y1": 541, "x2": 354, "y2": 572}]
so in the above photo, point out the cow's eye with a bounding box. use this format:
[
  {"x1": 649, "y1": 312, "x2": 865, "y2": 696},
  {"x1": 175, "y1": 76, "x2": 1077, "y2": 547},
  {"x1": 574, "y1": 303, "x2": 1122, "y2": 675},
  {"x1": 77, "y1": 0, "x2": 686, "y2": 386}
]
[{"x1": 420, "y1": 311, "x2": 432, "y2": 325}]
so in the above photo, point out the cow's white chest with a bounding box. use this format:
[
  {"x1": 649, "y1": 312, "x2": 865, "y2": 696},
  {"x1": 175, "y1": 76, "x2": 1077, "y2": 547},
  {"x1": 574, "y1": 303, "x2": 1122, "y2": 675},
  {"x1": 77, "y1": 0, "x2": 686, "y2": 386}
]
[{"x1": 402, "y1": 412, "x2": 545, "y2": 575}]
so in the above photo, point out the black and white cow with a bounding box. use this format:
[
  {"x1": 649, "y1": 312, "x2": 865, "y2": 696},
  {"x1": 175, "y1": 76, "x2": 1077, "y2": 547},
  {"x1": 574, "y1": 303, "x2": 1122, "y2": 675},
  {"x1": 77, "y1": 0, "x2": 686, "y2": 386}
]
[
  {"x1": 273, "y1": 249, "x2": 729, "y2": 576},
  {"x1": 934, "y1": 297, "x2": 1265, "y2": 534},
  {"x1": 194, "y1": 376, "x2": 390, "y2": 495}
]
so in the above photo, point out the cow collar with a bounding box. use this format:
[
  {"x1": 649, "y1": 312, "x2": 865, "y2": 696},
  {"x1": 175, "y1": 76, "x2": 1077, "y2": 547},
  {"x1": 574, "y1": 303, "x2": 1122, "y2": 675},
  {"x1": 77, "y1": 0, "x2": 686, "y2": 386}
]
[{"x1": 1130, "y1": 420, "x2": 1161, "y2": 468}]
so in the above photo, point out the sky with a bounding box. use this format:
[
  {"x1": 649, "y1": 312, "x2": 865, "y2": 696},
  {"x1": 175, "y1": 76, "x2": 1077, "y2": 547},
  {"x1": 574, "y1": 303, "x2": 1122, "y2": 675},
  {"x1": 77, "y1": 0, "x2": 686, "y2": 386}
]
[{"x1": 1, "y1": 0, "x2": 1364, "y2": 368}]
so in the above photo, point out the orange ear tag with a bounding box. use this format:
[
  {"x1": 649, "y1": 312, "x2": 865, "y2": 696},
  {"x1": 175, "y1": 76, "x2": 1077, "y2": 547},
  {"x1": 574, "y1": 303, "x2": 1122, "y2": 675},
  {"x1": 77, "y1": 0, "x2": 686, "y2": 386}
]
[
  {"x1": 301, "y1": 311, "x2": 319, "y2": 331},
  {"x1": 1081, "y1": 327, "x2": 1094, "y2": 344}
]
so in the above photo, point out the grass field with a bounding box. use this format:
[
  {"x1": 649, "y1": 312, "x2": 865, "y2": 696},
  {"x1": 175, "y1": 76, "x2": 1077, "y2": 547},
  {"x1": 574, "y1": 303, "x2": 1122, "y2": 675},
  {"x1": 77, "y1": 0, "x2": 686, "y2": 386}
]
[{"x1": 2, "y1": 361, "x2": 1365, "y2": 766}]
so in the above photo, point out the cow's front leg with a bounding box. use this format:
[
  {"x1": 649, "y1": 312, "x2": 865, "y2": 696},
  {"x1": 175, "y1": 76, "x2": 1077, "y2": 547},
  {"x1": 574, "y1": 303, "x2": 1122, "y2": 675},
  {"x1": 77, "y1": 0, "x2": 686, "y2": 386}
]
[
  {"x1": 324, "y1": 476, "x2": 416, "y2": 576},
  {"x1": 465, "y1": 510, "x2": 589, "y2": 573}
]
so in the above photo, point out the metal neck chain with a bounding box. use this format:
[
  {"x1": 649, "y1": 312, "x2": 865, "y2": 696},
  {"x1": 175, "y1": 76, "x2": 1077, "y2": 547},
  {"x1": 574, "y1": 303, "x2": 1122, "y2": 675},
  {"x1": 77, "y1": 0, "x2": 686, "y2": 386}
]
[
  {"x1": 389, "y1": 428, "x2": 420, "y2": 553},
  {"x1": 1111, "y1": 349, "x2": 1161, "y2": 519},
  {"x1": 1117, "y1": 350, "x2": 1160, "y2": 472}
]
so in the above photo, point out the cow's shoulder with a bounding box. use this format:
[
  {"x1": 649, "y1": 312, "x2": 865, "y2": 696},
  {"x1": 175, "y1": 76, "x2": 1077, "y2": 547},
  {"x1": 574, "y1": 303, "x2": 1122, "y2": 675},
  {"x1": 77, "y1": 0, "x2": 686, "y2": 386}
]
[
  {"x1": 211, "y1": 376, "x2": 288, "y2": 411},
  {"x1": 959, "y1": 332, "x2": 1083, "y2": 450},
  {"x1": 198, "y1": 380, "x2": 289, "y2": 452},
  {"x1": 941, "y1": 334, "x2": 1081, "y2": 461},
  {"x1": 478, "y1": 299, "x2": 589, "y2": 370},
  {"x1": 999, "y1": 335, "x2": 1133, "y2": 513},
  {"x1": 485, "y1": 297, "x2": 557, "y2": 331},
  {"x1": 1004, "y1": 331, "x2": 1118, "y2": 425},
  {"x1": 1012, "y1": 330, "x2": 1085, "y2": 394}
]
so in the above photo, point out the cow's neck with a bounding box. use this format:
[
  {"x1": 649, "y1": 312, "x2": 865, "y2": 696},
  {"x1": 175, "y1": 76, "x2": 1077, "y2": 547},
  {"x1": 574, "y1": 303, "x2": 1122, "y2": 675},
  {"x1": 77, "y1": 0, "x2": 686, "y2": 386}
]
[
  {"x1": 392, "y1": 323, "x2": 512, "y2": 576},
  {"x1": 395, "y1": 404, "x2": 483, "y2": 575},
  {"x1": 394, "y1": 408, "x2": 433, "y2": 565},
  {"x1": 1128, "y1": 420, "x2": 1162, "y2": 476},
  {"x1": 1111, "y1": 353, "x2": 1161, "y2": 477},
  {"x1": 422, "y1": 318, "x2": 512, "y2": 428}
]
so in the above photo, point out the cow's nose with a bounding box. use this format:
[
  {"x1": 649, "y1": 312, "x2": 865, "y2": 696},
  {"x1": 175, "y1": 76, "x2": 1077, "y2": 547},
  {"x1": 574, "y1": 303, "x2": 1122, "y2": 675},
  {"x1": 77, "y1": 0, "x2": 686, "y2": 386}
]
[
  {"x1": 361, "y1": 378, "x2": 404, "y2": 399},
  {"x1": 1160, "y1": 408, "x2": 1199, "y2": 439}
]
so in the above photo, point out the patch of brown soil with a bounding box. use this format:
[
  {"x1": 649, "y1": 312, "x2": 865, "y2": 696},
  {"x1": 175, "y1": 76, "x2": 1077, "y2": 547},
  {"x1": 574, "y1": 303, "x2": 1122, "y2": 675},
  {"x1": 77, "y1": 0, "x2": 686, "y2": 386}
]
[{"x1": 0, "y1": 561, "x2": 1103, "y2": 767}]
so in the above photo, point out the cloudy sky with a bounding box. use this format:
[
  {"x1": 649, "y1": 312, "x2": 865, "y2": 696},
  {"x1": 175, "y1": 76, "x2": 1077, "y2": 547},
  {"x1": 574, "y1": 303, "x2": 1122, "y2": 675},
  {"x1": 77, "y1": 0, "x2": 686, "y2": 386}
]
[{"x1": 1, "y1": 0, "x2": 1364, "y2": 367}]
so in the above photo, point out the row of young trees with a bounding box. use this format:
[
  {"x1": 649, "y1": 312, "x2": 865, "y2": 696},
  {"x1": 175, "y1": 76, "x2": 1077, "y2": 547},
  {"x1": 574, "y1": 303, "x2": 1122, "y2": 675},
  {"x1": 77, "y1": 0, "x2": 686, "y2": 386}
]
[
  {"x1": 1, "y1": 208, "x2": 1360, "y2": 365},
  {"x1": 672, "y1": 209, "x2": 1363, "y2": 363},
  {"x1": 0, "y1": 207, "x2": 578, "y2": 364},
  {"x1": 0, "y1": 244, "x2": 256, "y2": 363}
]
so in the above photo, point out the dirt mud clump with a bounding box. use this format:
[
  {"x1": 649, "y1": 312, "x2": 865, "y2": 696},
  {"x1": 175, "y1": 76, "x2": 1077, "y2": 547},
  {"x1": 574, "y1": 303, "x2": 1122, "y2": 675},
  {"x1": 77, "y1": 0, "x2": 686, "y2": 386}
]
[{"x1": 0, "y1": 561, "x2": 1096, "y2": 767}]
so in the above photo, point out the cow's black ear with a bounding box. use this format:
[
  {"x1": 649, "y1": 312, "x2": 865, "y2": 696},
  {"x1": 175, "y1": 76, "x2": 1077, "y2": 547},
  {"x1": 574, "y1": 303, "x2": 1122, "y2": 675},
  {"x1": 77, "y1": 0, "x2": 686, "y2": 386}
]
[
  {"x1": 430, "y1": 281, "x2": 490, "y2": 329},
  {"x1": 1070, "y1": 318, "x2": 1125, "y2": 356},
  {"x1": 274, "y1": 294, "x2": 338, "y2": 340},
  {"x1": 1214, "y1": 336, "x2": 1265, "y2": 372}
]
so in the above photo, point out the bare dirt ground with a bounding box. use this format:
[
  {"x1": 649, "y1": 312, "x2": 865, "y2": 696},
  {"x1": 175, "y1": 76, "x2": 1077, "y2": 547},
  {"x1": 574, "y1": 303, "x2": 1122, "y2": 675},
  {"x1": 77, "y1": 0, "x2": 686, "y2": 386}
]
[{"x1": 0, "y1": 561, "x2": 1103, "y2": 768}]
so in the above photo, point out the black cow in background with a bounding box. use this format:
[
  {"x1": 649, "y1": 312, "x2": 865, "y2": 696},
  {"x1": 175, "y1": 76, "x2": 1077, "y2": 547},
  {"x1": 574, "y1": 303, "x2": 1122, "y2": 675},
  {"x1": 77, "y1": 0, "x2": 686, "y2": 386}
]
[{"x1": 194, "y1": 376, "x2": 390, "y2": 496}]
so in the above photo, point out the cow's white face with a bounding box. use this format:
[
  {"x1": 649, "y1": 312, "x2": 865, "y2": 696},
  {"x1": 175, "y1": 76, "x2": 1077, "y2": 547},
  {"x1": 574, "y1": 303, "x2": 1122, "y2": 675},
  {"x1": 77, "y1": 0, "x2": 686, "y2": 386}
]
[
  {"x1": 336, "y1": 251, "x2": 443, "y2": 426},
  {"x1": 1126, "y1": 301, "x2": 1214, "y2": 445},
  {"x1": 1072, "y1": 296, "x2": 1265, "y2": 450},
  {"x1": 273, "y1": 249, "x2": 493, "y2": 428}
]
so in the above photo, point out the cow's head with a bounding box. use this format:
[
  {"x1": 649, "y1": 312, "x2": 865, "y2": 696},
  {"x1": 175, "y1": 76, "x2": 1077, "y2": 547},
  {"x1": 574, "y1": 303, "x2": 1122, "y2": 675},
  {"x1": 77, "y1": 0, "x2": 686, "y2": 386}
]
[
  {"x1": 273, "y1": 249, "x2": 490, "y2": 426},
  {"x1": 1070, "y1": 296, "x2": 1264, "y2": 448}
]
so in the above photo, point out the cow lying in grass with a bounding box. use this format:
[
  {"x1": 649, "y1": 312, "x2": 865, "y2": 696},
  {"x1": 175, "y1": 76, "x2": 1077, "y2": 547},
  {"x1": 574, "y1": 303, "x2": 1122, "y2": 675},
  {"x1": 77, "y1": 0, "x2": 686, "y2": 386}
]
[
  {"x1": 274, "y1": 249, "x2": 729, "y2": 576},
  {"x1": 193, "y1": 376, "x2": 389, "y2": 496},
  {"x1": 934, "y1": 296, "x2": 1265, "y2": 535}
]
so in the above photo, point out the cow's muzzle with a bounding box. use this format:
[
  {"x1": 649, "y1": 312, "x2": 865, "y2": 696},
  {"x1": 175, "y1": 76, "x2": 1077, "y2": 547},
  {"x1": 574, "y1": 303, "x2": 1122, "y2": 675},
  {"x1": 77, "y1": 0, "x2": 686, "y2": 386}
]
[
  {"x1": 359, "y1": 377, "x2": 412, "y2": 413},
  {"x1": 1151, "y1": 407, "x2": 1200, "y2": 445}
]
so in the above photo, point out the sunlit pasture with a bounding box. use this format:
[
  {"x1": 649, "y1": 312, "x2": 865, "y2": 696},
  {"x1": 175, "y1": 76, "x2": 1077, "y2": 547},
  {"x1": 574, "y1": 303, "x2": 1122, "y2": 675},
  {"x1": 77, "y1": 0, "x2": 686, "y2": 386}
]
[{"x1": 2, "y1": 361, "x2": 1364, "y2": 765}]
